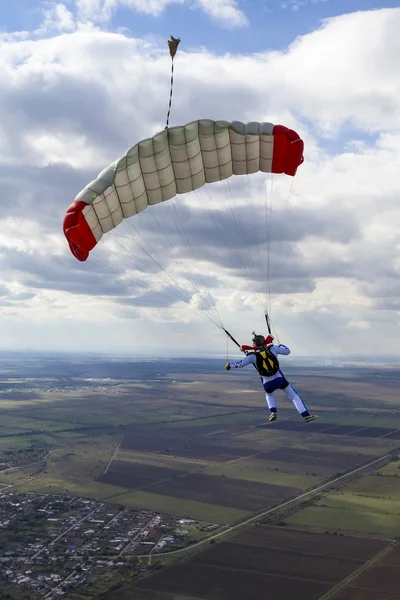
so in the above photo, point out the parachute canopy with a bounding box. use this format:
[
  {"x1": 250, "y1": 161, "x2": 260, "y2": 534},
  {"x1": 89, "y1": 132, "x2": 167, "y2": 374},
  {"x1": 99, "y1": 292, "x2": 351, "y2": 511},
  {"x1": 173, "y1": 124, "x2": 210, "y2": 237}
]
[{"x1": 63, "y1": 119, "x2": 304, "y2": 261}]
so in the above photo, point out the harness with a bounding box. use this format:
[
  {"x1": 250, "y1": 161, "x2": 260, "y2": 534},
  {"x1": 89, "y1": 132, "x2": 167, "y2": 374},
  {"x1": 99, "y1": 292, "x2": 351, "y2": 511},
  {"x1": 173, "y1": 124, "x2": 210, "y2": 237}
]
[{"x1": 250, "y1": 347, "x2": 280, "y2": 377}]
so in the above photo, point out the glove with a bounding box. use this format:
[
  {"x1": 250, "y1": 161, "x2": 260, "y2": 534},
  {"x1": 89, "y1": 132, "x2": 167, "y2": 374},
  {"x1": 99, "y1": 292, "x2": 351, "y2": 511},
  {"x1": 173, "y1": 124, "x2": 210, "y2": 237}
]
[{"x1": 225, "y1": 361, "x2": 231, "y2": 371}]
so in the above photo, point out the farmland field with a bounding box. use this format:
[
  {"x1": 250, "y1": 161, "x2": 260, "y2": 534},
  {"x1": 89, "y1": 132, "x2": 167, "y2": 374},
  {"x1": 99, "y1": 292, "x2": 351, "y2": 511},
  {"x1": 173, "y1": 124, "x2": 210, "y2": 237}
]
[
  {"x1": 138, "y1": 471, "x2": 299, "y2": 510},
  {"x1": 233, "y1": 527, "x2": 387, "y2": 560},
  {"x1": 194, "y1": 541, "x2": 365, "y2": 582},
  {"x1": 285, "y1": 504, "x2": 400, "y2": 537},
  {"x1": 108, "y1": 526, "x2": 392, "y2": 600},
  {"x1": 135, "y1": 562, "x2": 331, "y2": 600},
  {"x1": 348, "y1": 564, "x2": 399, "y2": 593},
  {"x1": 345, "y1": 474, "x2": 400, "y2": 499},
  {"x1": 202, "y1": 461, "x2": 323, "y2": 488},
  {"x1": 381, "y1": 547, "x2": 400, "y2": 564},
  {"x1": 333, "y1": 589, "x2": 399, "y2": 600},
  {"x1": 1, "y1": 354, "x2": 400, "y2": 599},
  {"x1": 101, "y1": 489, "x2": 249, "y2": 523}
]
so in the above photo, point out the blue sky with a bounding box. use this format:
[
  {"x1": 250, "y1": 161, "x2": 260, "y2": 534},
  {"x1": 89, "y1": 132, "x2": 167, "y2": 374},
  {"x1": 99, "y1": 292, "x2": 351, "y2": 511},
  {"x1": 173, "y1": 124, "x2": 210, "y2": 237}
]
[
  {"x1": 0, "y1": 1, "x2": 400, "y2": 355},
  {"x1": 1, "y1": 1, "x2": 396, "y2": 53}
]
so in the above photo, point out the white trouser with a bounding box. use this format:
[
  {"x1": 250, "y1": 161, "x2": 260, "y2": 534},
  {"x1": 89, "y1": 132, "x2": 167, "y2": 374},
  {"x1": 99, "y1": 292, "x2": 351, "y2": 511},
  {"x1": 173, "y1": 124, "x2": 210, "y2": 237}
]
[{"x1": 265, "y1": 384, "x2": 308, "y2": 415}]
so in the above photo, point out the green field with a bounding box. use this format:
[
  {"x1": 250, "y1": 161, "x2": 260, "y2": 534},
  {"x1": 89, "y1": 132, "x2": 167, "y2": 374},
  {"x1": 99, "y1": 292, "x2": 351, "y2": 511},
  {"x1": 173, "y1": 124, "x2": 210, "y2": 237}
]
[
  {"x1": 203, "y1": 462, "x2": 322, "y2": 488},
  {"x1": 321, "y1": 491, "x2": 400, "y2": 515},
  {"x1": 345, "y1": 474, "x2": 400, "y2": 500},
  {"x1": 106, "y1": 490, "x2": 250, "y2": 524},
  {"x1": 2, "y1": 359, "x2": 400, "y2": 600},
  {"x1": 378, "y1": 461, "x2": 400, "y2": 476},
  {"x1": 2, "y1": 433, "x2": 120, "y2": 491},
  {"x1": 1, "y1": 362, "x2": 400, "y2": 536},
  {"x1": 293, "y1": 439, "x2": 399, "y2": 456},
  {"x1": 284, "y1": 463, "x2": 400, "y2": 538},
  {"x1": 117, "y1": 449, "x2": 214, "y2": 471},
  {"x1": 285, "y1": 503, "x2": 400, "y2": 537}
]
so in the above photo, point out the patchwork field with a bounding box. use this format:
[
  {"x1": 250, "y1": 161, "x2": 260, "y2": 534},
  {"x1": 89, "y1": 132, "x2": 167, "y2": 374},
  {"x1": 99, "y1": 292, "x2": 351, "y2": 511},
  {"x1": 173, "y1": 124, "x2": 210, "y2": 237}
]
[
  {"x1": 90, "y1": 427, "x2": 398, "y2": 522},
  {"x1": 283, "y1": 463, "x2": 400, "y2": 538},
  {"x1": 136, "y1": 562, "x2": 330, "y2": 600},
  {"x1": 108, "y1": 527, "x2": 392, "y2": 600},
  {"x1": 1, "y1": 356, "x2": 400, "y2": 599},
  {"x1": 104, "y1": 490, "x2": 249, "y2": 523},
  {"x1": 331, "y1": 544, "x2": 400, "y2": 599}
]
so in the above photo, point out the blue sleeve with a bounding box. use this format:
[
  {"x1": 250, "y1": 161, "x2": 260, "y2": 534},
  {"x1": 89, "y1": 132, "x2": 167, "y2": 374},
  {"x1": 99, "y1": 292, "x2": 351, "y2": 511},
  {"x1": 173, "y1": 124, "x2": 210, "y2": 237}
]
[
  {"x1": 228, "y1": 354, "x2": 257, "y2": 368},
  {"x1": 270, "y1": 344, "x2": 290, "y2": 356}
]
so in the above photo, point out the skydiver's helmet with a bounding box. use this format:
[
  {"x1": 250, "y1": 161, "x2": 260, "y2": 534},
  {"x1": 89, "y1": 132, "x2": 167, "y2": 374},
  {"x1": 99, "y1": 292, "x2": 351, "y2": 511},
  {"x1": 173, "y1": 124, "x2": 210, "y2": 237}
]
[
  {"x1": 252, "y1": 332, "x2": 274, "y2": 347},
  {"x1": 252, "y1": 333, "x2": 266, "y2": 347}
]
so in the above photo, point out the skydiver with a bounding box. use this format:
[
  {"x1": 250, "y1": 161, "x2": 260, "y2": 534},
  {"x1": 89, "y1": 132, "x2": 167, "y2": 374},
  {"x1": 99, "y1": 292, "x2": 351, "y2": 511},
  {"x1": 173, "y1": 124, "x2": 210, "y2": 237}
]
[{"x1": 225, "y1": 332, "x2": 316, "y2": 423}]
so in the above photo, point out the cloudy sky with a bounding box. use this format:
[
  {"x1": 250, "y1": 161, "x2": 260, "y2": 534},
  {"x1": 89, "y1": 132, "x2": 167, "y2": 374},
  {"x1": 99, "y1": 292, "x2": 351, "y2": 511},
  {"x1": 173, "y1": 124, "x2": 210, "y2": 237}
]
[{"x1": 1, "y1": 0, "x2": 400, "y2": 357}]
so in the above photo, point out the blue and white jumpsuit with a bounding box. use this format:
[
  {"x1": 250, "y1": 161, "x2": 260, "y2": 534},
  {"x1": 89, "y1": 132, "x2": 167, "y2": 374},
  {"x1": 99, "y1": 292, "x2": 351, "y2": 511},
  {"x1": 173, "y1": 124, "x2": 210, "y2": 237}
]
[{"x1": 227, "y1": 344, "x2": 311, "y2": 417}]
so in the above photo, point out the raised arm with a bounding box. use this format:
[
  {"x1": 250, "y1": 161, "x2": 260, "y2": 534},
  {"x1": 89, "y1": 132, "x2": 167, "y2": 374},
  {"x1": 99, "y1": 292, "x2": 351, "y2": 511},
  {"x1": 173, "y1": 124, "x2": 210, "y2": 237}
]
[{"x1": 271, "y1": 344, "x2": 291, "y2": 356}]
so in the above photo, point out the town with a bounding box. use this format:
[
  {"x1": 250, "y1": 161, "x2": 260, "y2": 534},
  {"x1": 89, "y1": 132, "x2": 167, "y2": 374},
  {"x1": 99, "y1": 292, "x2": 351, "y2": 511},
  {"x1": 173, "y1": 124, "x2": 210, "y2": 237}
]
[{"x1": 0, "y1": 492, "x2": 222, "y2": 598}]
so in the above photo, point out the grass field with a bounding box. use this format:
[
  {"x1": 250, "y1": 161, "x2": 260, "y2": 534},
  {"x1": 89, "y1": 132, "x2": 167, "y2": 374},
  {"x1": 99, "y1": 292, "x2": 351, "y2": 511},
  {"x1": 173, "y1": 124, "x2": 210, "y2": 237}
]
[
  {"x1": 378, "y1": 461, "x2": 400, "y2": 476},
  {"x1": 108, "y1": 526, "x2": 392, "y2": 600},
  {"x1": 322, "y1": 491, "x2": 400, "y2": 515},
  {"x1": 285, "y1": 505, "x2": 400, "y2": 537},
  {"x1": 5, "y1": 433, "x2": 121, "y2": 492},
  {"x1": 105, "y1": 490, "x2": 249, "y2": 524},
  {"x1": 202, "y1": 462, "x2": 323, "y2": 488},
  {"x1": 284, "y1": 464, "x2": 400, "y2": 538},
  {"x1": 344, "y1": 474, "x2": 400, "y2": 500},
  {"x1": 293, "y1": 439, "x2": 399, "y2": 456},
  {"x1": 1, "y1": 360, "x2": 400, "y2": 540},
  {"x1": 117, "y1": 449, "x2": 214, "y2": 471},
  {"x1": 2, "y1": 358, "x2": 400, "y2": 600}
]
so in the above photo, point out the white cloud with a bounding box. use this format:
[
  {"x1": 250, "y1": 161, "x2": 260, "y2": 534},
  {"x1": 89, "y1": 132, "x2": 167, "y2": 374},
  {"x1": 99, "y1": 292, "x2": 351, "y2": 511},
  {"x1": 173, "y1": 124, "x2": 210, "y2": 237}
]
[
  {"x1": 291, "y1": 0, "x2": 329, "y2": 11},
  {"x1": 195, "y1": 0, "x2": 248, "y2": 27},
  {"x1": 0, "y1": 219, "x2": 64, "y2": 256},
  {"x1": 0, "y1": 7, "x2": 400, "y2": 353},
  {"x1": 25, "y1": 131, "x2": 114, "y2": 169},
  {"x1": 38, "y1": 3, "x2": 76, "y2": 33},
  {"x1": 74, "y1": 0, "x2": 247, "y2": 27},
  {"x1": 76, "y1": 0, "x2": 181, "y2": 21},
  {"x1": 348, "y1": 320, "x2": 370, "y2": 330}
]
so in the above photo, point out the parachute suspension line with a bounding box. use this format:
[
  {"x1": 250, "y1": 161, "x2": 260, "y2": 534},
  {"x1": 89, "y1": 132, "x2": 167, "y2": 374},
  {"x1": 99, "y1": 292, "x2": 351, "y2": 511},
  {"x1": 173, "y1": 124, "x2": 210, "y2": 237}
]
[
  {"x1": 264, "y1": 173, "x2": 274, "y2": 324},
  {"x1": 209, "y1": 179, "x2": 264, "y2": 310},
  {"x1": 222, "y1": 327, "x2": 241, "y2": 350},
  {"x1": 118, "y1": 224, "x2": 221, "y2": 328},
  {"x1": 262, "y1": 172, "x2": 296, "y2": 343},
  {"x1": 89, "y1": 253, "x2": 190, "y2": 310},
  {"x1": 193, "y1": 183, "x2": 259, "y2": 305},
  {"x1": 265, "y1": 312, "x2": 272, "y2": 335},
  {"x1": 93, "y1": 240, "x2": 193, "y2": 307},
  {"x1": 225, "y1": 177, "x2": 262, "y2": 305},
  {"x1": 91, "y1": 251, "x2": 222, "y2": 330},
  {"x1": 222, "y1": 179, "x2": 265, "y2": 308},
  {"x1": 101, "y1": 224, "x2": 225, "y2": 329},
  {"x1": 246, "y1": 172, "x2": 264, "y2": 305},
  {"x1": 271, "y1": 175, "x2": 296, "y2": 286},
  {"x1": 103, "y1": 185, "x2": 192, "y2": 302},
  {"x1": 165, "y1": 36, "x2": 181, "y2": 129},
  {"x1": 146, "y1": 205, "x2": 208, "y2": 302},
  {"x1": 166, "y1": 197, "x2": 225, "y2": 329},
  {"x1": 263, "y1": 177, "x2": 270, "y2": 322},
  {"x1": 269, "y1": 175, "x2": 296, "y2": 345},
  {"x1": 122, "y1": 208, "x2": 206, "y2": 308}
]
